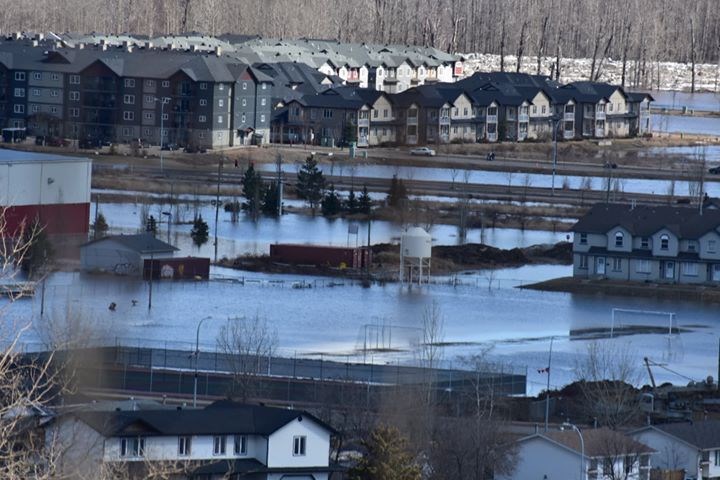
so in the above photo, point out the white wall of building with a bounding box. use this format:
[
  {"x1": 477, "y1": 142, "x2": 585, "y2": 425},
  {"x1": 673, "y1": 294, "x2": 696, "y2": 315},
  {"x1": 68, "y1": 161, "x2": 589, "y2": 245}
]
[
  {"x1": 0, "y1": 159, "x2": 91, "y2": 206},
  {"x1": 496, "y1": 437, "x2": 581, "y2": 480},
  {"x1": 266, "y1": 416, "x2": 330, "y2": 469}
]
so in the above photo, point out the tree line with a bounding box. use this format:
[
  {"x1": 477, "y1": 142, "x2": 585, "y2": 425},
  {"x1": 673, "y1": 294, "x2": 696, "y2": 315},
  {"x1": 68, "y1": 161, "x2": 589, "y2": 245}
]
[{"x1": 1, "y1": 0, "x2": 719, "y2": 67}]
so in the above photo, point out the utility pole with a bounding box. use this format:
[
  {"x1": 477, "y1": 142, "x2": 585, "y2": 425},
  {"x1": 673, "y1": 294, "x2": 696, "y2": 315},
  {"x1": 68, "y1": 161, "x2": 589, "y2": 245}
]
[
  {"x1": 544, "y1": 336, "x2": 554, "y2": 431},
  {"x1": 214, "y1": 157, "x2": 223, "y2": 263},
  {"x1": 93, "y1": 194, "x2": 100, "y2": 239},
  {"x1": 276, "y1": 151, "x2": 283, "y2": 216}
]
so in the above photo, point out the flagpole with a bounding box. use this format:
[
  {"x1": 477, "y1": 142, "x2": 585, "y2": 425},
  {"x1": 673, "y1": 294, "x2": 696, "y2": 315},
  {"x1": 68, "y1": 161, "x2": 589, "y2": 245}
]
[{"x1": 545, "y1": 336, "x2": 554, "y2": 432}]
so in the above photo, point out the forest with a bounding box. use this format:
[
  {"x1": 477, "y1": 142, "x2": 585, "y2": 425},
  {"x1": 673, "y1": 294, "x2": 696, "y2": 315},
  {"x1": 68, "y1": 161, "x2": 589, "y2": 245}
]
[{"x1": 1, "y1": 0, "x2": 718, "y2": 67}]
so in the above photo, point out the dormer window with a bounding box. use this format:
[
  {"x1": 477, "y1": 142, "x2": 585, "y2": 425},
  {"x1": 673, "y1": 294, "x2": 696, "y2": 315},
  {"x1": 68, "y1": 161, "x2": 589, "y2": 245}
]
[
  {"x1": 615, "y1": 232, "x2": 624, "y2": 247},
  {"x1": 579, "y1": 233, "x2": 587, "y2": 245},
  {"x1": 660, "y1": 234, "x2": 669, "y2": 250},
  {"x1": 641, "y1": 237, "x2": 649, "y2": 249}
]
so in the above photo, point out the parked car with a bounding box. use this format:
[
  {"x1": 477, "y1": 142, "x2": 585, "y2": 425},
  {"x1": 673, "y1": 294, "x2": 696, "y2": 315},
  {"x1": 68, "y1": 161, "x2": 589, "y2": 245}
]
[
  {"x1": 410, "y1": 147, "x2": 436, "y2": 156},
  {"x1": 709, "y1": 166, "x2": 720, "y2": 174}
]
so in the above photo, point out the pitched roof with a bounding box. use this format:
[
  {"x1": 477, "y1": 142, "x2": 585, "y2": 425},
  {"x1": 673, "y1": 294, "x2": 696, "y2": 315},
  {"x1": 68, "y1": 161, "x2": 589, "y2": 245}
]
[
  {"x1": 81, "y1": 234, "x2": 178, "y2": 254},
  {"x1": 572, "y1": 203, "x2": 720, "y2": 239},
  {"x1": 650, "y1": 420, "x2": 720, "y2": 450},
  {"x1": 74, "y1": 400, "x2": 335, "y2": 437},
  {"x1": 541, "y1": 428, "x2": 654, "y2": 457}
]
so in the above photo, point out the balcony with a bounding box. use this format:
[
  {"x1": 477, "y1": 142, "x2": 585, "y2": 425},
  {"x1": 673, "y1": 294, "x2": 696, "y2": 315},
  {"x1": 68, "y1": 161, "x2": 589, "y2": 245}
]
[
  {"x1": 596, "y1": 111, "x2": 606, "y2": 120},
  {"x1": 564, "y1": 129, "x2": 575, "y2": 139},
  {"x1": 439, "y1": 116, "x2": 450, "y2": 125},
  {"x1": 595, "y1": 128, "x2": 606, "y2": 138},
  {"x1": 487, "y1": 114, "x2": 498, "y2": 123},
  {"x1": 519, "y1": 113, "x2": 529, "y2": 122},
  {"x1": 358, "y1": 118, "x2": 369, "y2": 127},
  {"x1": 407, "y1": 117, "x2": 418, "y2": 125},
  {"x1": 487, "y1": 132, "x2": 497, "y2": 142},
  {"x1": 407, "y1": 134, "x2": 417, "y2": 144},
  {"x1": 564, "y1": 112, "x2": 575, "y2": 121}
]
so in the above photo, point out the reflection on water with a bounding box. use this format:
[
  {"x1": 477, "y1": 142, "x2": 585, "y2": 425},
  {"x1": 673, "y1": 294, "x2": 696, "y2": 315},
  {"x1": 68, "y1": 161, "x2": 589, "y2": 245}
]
[{"x1": 652, "y1": 114, "x2": 720, "y2": 136}]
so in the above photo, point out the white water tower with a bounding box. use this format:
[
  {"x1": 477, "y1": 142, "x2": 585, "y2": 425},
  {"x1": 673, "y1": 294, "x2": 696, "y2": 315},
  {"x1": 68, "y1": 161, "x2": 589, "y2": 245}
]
[{"x1": 399, "y1": 227, "x2": 432, "y2": 284}]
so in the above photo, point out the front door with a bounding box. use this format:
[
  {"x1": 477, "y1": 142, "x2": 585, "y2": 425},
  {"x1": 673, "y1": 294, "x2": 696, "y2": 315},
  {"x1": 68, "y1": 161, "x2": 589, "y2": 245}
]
[
  {"x1": 596, "y1": 257, "x2": 606, "y2": 275},
  {"x1": 665, "y1": 261, "x2": 675, "y2": 280}
]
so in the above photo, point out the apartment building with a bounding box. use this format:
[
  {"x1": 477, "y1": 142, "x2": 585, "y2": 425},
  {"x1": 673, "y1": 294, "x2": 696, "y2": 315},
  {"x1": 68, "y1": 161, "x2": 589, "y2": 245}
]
[{"x1": 572, "y1": 203, "x2": 720, "y2": 284}]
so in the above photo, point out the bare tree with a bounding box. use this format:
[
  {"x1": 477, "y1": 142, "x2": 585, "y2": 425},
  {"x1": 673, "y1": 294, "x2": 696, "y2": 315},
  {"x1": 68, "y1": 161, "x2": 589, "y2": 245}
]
[{"x1": 216, "y1": 314, "x2": 279, "y2": 402}]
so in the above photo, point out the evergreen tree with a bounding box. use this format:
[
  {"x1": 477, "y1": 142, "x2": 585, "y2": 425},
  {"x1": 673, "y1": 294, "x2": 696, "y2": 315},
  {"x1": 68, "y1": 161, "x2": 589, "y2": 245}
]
[
  {"x1": 358, "y1": 185, "x2": 372, "y2": 215},
  {"x1": 348, "y1": 425, "x2": 421, "y2": 480},
  {"x1": 296, "y1": 154, "x2": 325, "y2": 214},
  {"x1": 93, "y1": 212, "x2": 109, "y2": 238},
  {"x1": 386, "y1": 175, "x2": 408, "y2": 207},
  {"x1": 345, "y1": 188, "x2": 358, "y2": 213},
  {"x1": 261, "y1": 181, "x2": 280, "y2": 217},
  {"x1": 21, "y1": 220, "x2": 54, "y2": 279},
  {"x1": 146, "y1": 215, "x2": 158, "y2": 236},
  {"x1": 190, "y1": 214, "x2": 209, "y2": 247},
  {"x1": 321, "y1": 184, "x2": 343, "y2": 216},
  {"x1": 242, "y1": 163, "x2": 264, "y2": 217}
]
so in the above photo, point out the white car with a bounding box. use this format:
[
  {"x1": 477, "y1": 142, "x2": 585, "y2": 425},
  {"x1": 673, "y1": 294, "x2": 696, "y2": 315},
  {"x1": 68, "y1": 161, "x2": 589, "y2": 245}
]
[{"x1": 410, "y1": 147, "x2": 436, "y2": 156}]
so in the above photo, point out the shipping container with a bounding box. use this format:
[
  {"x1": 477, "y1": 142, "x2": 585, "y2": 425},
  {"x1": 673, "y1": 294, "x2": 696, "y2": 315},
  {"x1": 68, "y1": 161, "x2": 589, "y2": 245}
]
[
  {"x1": 269, "y1": 244, "x2": 371, "y2": 269},
  {"x1": 143, "y1": 257, "x2": 210, "y2": 280}
]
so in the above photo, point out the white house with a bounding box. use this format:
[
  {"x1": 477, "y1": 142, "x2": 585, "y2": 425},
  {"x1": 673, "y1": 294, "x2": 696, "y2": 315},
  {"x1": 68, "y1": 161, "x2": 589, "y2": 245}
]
[
  {"x1": 631, "y1": 420, "x2": 720, "y2": 480},
  {"x1": 497, "y1": 427, "x2": 654, "y2": 480},
  {"x1": 47, "y1": 400, "x2": 339, "y2": 480}
]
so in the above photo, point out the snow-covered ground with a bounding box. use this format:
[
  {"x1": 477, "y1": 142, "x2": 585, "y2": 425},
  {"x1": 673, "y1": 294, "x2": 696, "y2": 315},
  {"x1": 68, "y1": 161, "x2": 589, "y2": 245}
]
[{"x1": 461, "y1": 53, "x2": 720, "y2": 93}]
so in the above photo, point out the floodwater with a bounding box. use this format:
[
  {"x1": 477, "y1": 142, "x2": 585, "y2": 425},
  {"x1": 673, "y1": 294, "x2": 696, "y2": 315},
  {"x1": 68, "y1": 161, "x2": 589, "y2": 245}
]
[
  {"x1": 255, "y1": 160, "x2": 720, "y2": 197},
  {"x1": 650, "y1": 91, "x2": 720, "y2": 112},
  {"x1": 92, "y1": 201, "x2": 569, "y2": 258},
  {"x1": 8, "y1": 264, "x2": 720, "y2": 395},
  {"x1": 652, "y1": 114, "x2": 720, "y2": 136}
]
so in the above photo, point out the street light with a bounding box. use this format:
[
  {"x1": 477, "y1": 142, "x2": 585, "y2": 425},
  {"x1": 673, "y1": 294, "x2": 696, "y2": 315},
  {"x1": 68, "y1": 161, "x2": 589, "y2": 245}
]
[
  {"x1": 550, "y1": 115, "x2": 562, "y2": 196},
  {"x1": 563, "y1": 422, "x2": 585, "y2": 480},
  {"x1": 193, "y1": 315, "x2": 213, "y2": 408}
]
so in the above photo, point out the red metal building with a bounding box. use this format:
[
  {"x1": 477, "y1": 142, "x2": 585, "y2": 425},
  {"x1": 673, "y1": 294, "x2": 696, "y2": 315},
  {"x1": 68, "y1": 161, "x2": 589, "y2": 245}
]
[{"x1": 270, "y1": 244, "x2": 371, "y2": 269}]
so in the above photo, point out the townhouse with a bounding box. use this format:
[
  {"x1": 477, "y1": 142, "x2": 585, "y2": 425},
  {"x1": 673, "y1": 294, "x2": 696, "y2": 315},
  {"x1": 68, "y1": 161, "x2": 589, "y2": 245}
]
[
  {"x1": 48, "y1": 400, "x2": 339, "y2": 480},
  {"x1": 572, "y1": 203, "x2": 720, "y2": 285}
]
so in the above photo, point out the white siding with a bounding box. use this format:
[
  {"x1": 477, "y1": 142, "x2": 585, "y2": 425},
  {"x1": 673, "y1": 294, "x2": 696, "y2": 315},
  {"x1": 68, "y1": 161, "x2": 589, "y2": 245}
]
[
  {"x1": 266, "y1": 417, "x2": 330, "y2": 469},
  {"x1": 631, "y1": 429, "x2": 699, "y2": 478},
  {"x1": 0, "y1": 160, "x2": 91, "y2": 206},
  {"x1": 496, "y1": 436, "x2": 581, "y2": 480}
]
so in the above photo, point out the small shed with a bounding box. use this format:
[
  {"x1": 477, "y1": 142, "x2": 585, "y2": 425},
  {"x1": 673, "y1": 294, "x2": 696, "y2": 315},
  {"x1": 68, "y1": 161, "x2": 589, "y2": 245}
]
[{"x1": 80, "y1": 234, "x2": 178, "y2": 276}]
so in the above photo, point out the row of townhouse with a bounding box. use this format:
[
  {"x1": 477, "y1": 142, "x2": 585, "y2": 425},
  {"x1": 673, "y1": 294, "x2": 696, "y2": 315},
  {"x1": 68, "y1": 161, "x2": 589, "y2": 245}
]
[
  {"x1": 58, "y1": 33, "x2": 464, "y2": 94},
  {"x1": 572, "y1": 203, "x2": 720, "y2": 285},
  {"x1": 272, "y1": 72, "x2": 653, "y2": 148},
  {"x1": 0, "y1": 38, "x2": 276, "y2": 149}
]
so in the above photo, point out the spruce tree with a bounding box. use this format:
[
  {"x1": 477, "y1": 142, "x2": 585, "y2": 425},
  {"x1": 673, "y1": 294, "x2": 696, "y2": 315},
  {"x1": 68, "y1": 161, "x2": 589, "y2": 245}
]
[
  {"x1": 242, "y1": 163, "x2": 264, "y2": 217},
  {"x1": 345, "y1": 188, "x2": 358, "y2": 213},
  {"x1": 190, "y1": 214, "x2": 209, "y2": 247},
  {"x1": 321, "y1": 184, "x2": 342, "y2": 216},
  {"x1": 93, "y1": 212, "x2": 109, "y2": 238},
  {"x1": 386, "y1": 174, "x2": 408, "y2": 207},
  {"x1": 348, "y1": 425, "x2": 421, "y2": 480},
  {"x1": 358, "y1": 185, "x2": 372, "y2": 215},
  {"x1": 296, "y1": 154, "x2": 325, "y2": 214},
  {"x1": 261, "y1": 182, "x2": 280, "y2": 217}
]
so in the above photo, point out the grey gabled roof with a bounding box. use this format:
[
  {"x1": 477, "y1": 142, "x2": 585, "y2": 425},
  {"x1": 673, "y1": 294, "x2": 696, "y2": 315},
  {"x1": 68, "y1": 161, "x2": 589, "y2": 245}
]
[
  {"x1": 572, "y1": 203, "x2": 720, "y2": 240},
  {"x1": 74, "y1": 400, "x2": 335, "y2": 437},
  {"x1": 536, "y1": 428, "x2": 654, "y2": 457},
  {"x1": 639, "y1": 421, "x2": 720, "y2": 450},
  {"x1": 81, "y1": 234, "x2": 178, "y2": 254}
]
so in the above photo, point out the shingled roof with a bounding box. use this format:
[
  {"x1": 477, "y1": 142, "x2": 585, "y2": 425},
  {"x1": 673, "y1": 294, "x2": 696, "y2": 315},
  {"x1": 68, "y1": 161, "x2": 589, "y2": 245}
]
[
  {"x1": 644, "y1": 420, "x2": 720, "y2": 450},
  {"x1": 572, "y1": 203, "x2": 720, "y2": 239},
  {"x1": 74, "y1": 400, "x2": 335, "y2": 437},
  {"x1": 81, "y1": 234, "x2": 178, "y2": 254},
  {"x1": 541, "y1": 428, "x2": 654, "y2": 457}
]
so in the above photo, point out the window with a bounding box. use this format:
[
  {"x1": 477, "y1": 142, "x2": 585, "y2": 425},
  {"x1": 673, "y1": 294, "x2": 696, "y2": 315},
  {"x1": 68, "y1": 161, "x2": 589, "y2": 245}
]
[
  {"x1": 162, "y1": 80, "x2": 170, "y2": 88},
  {"x1": 200, "y1": 82, "x2": 207, "y2": 90},
  {"x1": 123, "y1": 111, "x2": 134, "y2": 121},
  {"x1": 532, "y1": 106, "x2": 537, "y2": 114},
  {"x1": 579, "y1": 255, "x2": 588, "y2": 269},
  {"x1": 579, "y1": 233, "x2": 588, "y2": 245},
  {"x1": 199, "y1": 115, "x2": 207, "y2": 123},
  {"x1": 14, "y1": 88, "x2": 24, "y2": 97},
  {"x1": 69, "y1": 91, "x2": 79, "y2": 101},
  {"x1": 234, "y1": 435, "x2": 247, "y2": 455},
  {"x1": 641, "y1": 237, "x2": 649, "y2": 249},
  {"x1": 323, "y1": 109, "x2": 333, "y2": 119},
  {"x1": 217, "y1": 115, "x2": 223, "y2": 124},
  {"x1": 218, "y1": 84, "x2": 224, "y2": 91},
  {"x1": 293, "y1": 435, "x2": 306, "y2": 456},
  {"x1": 682, "y1": 262, "x2": 698, "y2": 276},
  {"x1": 688, "y1": 242, "x2": 697, "y2": 252},
  {"x1": 31, "y1": 105, "x2": 39, "y2": 113},
  {"x1": 609, "y1": 103, "x2": 614, "y2": 112},
  {"x1": 124, "y1": 94, "x2": 135, "y2": 104},
  {"x1": 612, "y1": 258, "x2": 622, "y2": 272},
  {"x1": 144, "y1": 112, "x2": 153, "y2": 120},
  {"x1": 260, "y1": 114, "x2": 265, "y2": 122},
  {"x1": 218, "y1": 99, "x2": 224, "y2": 107},
  {"x1": 213, "y1": 435, "x2": 226, "y2": 455},
  {"x1": 15, "y1": 72, "x2": 25, "y2": 81},
  {"x1": 144, "y1": 128, "x2": 151, "y2": 136},
  {"x1": 660, "y1": 234, "x2": 669, "y2": 250},
  {"x1": 124, "y1": 78, "x2": 135, "y2": 88},
  {"x1": 33, "y1": 72, "x2": 42, "y2": 80},
  {"x1": 384, "y1": 109, "x2": 389, "y2": 118},
  {"x1": 241, "y1": 99, "x2": 247, "y2": 107},
  {"x1": 50, "y1": 106, "x2": 57, "y2": 114},
  {"x1": 624, "y1": 458, "x2": 635, "y2": 474},
  {"x1": 241, "y1": 114, "x2": 246, "y2": 123},
  {"x1": 242, "y1": 82, "x2": 247, "y2": 90},
  {"x1": 145, "y1": 79, "x2": 155, "y2": 88},
  {"x1": 615, "y1": 232, "x2": 624, "y2": 247},
  {"x1": 200, "y1": 99, "x2": 207, "y2": 106},
  {"x1": 70, "y1": 108, "x2": 79, "y2": 117},
  {"x1": 715, "y1": 450, "x2": 720, "y2": 467},
  {"x1": 178, "y1": 436, "x2": 192, "y2": 456},
  {"x1": 69, "y1": 75, "x2": 80, "y2": 84},
  {"x1": 162, "y1": 113, "x2": 168, "y2": 120},
  {"x1": 50, "y1": 90, "x2": 58, "y2": 97},
  {"x1": 636, "y1": 259, "x2": 651, "y2": 274},
  {"x1": 51, "y1": 73, "x2": 59, "y2": 81},
  {"x1": 32, "y1": 89, "x2": 40, "y2": 96},
  {"x1": 261, "y1": 98, "x2": 266, "y2": 106},
  {"x1": 122, "y1": 127, "x2": 131, "y2": 136},
  {"x1": 541, "y1": 105, "x2": 546, "y2": 114},
  {"x1": 120, "y1": 437, "x2": 145, "y2": 457},
  {"x1": 13, "y1": 104, "x2": 24, "y2": 114},
  {"x1": 709, "y1": 240, "x2": 717, "y2": 253},
  {"x1": 373, "y1": 109, "x2": 378, "y2": 118},
  {"x1": 261, "y1": 83, "x2": 267, "y2": 90}
]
